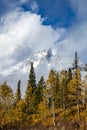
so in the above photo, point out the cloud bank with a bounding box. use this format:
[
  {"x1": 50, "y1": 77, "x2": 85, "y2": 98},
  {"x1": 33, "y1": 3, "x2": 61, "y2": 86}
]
[
  {"x1": 55, "y1": 0, "x2": 87, "y2": 62},
  {"x1": 0, "y1": 0, "x2": 87, "y2": 73},
  {"x1": 0, "y1": 9, "x2": 64, "y2": 71}
]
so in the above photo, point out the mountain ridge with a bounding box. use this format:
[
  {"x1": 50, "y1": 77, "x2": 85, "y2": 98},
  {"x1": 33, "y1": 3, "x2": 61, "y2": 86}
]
[
  {"x1": 2, "y1": 49, "x2": 73, "y2": 76},
  {"x1": 0, "y1": 48, "x2": 87, "y2": 94}
]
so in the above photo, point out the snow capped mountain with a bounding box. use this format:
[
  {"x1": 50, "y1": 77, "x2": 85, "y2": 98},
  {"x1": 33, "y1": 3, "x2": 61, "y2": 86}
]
[
  {"x1": 2, "y1": 49, "x2": 48, "y2": 75},
  {"x1": 0, "y1": 48, "x2": 86, "y2": 94},
  {"x1": 2, "y1": 49, "x2": 73, "y2": 76}
]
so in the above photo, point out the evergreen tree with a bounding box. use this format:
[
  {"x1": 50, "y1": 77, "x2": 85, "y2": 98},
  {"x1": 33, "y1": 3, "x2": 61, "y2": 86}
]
[
  {"x1": 25, "y1": 62, "x2": 36, "y2": 114},
  {"x1": 38, "y1": 76, "x2": 45, "y2": 88},
  {"x1": 73, "y1": 51, "x2": 79, "y2": 69},
  {"x1": 33, "y1": 76, "x2": 45, "y2": 110},
  {"x1": 68, "y1": 68, "x2": 72, "y2": 82},
  {"x1": 29, "y1": 62, "x2": 36, "y2": 94},
  {"x1": 15, "y1": 80, "x2": 21, "y2": 104}
]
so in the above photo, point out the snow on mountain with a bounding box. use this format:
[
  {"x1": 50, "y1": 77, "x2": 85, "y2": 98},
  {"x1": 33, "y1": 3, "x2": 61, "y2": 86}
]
[
  {"x1": 2, "y1": 49, "x2": 73, "y2": 76},
  {"x1": 0, "y1": 48, "x2": 86, "y2": 94},
  {"x1": 2, "y1": 49, "x2": 47, "y2": 75}
]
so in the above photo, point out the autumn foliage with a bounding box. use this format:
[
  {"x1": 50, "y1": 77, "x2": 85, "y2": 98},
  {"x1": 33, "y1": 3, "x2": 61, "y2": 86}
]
[{"x1": 0, "y1": 55, "x2": 87, "y2": 129}]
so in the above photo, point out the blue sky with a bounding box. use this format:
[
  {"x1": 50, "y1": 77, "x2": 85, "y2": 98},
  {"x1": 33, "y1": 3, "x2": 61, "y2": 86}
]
[
  {"x1": 0, "y1": 0, "x2": 87, "y2": 72},
  {"x1": 36, "y1": 0, "x2": 76, "y2": 28},
  {"x1": 0, "y1": 0, "x2": 76, "y2": 28}
]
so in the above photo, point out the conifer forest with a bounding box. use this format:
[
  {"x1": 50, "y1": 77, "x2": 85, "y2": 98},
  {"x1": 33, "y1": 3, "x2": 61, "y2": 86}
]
[{"x1": 0, "y1": 53, "x2": 87, "y2": 130}]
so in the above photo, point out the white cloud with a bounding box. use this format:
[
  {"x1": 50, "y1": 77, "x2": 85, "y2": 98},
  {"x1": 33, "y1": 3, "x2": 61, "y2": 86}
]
[
  {"x1": 70, "y1": 0, "x2": 87, "y2": 20},
  {"x1": 0, "y1": 0, "x2": 87, "y2": 89},
  {"x1": 55, "y1": 21, "x2": 87, "y2": 63},
  {"x1": 51, "y1": 0, "x2": 87, "y2": 60},
  {"x1": 1, "y1": 0, "x2": 87, "y2": 73},
  {"x1": 54, "y1": 0, "x2": 87, "y2": 62},
  {"x1": 30, "y1": 1, "x2": 39, "y2": 13},
  {"x1": 0, "y1": 9, "x2": 63, "y2": 71}
]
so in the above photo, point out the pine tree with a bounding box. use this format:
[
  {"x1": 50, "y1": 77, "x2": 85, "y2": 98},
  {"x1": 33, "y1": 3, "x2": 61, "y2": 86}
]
[
  {"x1": 73, "y1": 51, "x2": 79, "y2": 69},
  {"x1": 15, "y1": 80, "x2": 21, "y2": 104},
  {"x1": 68, "y1": 68, "x2": 72, "y2": 82},
  {"x1": 25, "y1": 62, "x2": 36, "y2": 114},
  {"x1": 38, "y1": 76, "x2": 45, "y2": 88},
  {"x1": 33, "y1": 76, "x2": 45, "y2": 110},
  {"x1": 68, "y1": 52, "x2": 82, "y2": 120},
  {"x1": 29, "y1": 62, "x2": 36, "y2": 94}
]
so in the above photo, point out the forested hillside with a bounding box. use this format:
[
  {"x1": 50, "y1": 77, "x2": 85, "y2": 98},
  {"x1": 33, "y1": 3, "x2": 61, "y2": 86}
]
[{"x1": 0, "y1": 53, "x2": 87, "y2": 130}]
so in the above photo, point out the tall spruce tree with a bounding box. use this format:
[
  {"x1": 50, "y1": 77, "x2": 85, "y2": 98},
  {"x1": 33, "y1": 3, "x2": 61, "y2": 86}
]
[
  {"x1": 38, "y1": 76, "x2": 45, "y2": 88},
  {"x1": 68, "y1": 68, "x2": 72, "y2": 82},
  {"x1": 15, "y1": 80, "x2": 21, "y2": 104},
  {"x1": 33, "y1": 76, "x2": 45, "y2": 110},
  {"x1": 73, "y1": 51, "x2": 79, "y2": 69},
  {"x1": 25, "y1": 62, "x2": 36, "y2": 114},
  {"x1": 72, "y1": 52, "x2": 82, "y2": 120},
  {"x1": 29, "y1": 62, "x2": 36, "y2": 93}
]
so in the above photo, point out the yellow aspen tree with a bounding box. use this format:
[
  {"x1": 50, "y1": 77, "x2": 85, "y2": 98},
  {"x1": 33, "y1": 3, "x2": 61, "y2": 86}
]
[
  {"x1": 46, "y1": 69, "x2": 57, "y2": 126},
  {"x1": 68, "y1": 69, "x2": 82, "y2": 121}
]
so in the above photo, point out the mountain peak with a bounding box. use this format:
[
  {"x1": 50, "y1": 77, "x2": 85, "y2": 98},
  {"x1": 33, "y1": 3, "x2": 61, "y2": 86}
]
[{"x1": 0, "y1": 49, "x2": 87, "y2": 93}]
